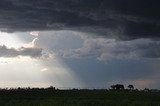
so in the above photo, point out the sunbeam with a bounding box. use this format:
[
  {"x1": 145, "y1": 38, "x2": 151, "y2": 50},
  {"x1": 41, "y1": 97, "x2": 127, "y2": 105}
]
[{"x1": 0, "y1": 31, "x2": 84, "y2": 88}]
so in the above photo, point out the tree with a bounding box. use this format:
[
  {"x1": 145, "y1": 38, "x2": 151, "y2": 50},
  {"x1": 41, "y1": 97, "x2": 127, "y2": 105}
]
[
  {"x1": 128, "y1": 85, "x2": 134, "y2": 90},
  {"x1": 47, "y1": 86, "x2": 56, "y2": 90},
  {"x1": 110, "y1": 84, "x2": 124, "y2": 90},
  {"x1": 111, "y1": 85, "x2": 116, "y2": 90}
]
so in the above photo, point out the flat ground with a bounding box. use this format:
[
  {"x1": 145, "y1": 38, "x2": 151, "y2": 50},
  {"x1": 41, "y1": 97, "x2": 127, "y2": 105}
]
[{"x1": 0, "y1": 88, "x2": 160, "y2": 106}]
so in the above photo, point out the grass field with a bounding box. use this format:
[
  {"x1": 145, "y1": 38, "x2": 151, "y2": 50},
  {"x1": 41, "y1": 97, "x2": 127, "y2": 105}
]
[{"x1": 0, "y1": 88, "x2": 160, "y2": 106}]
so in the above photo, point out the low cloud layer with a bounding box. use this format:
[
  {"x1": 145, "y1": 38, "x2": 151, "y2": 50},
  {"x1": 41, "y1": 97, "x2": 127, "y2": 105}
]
[
  {"x1": 62, "y1": 37, "x2": 160, "y2": 62},
  {"x1": 0, "y1": 0, "x2": 160, "y2": 40},
  {"x1": 33, "y1": 31, "x2": 160, "y2": 62},
  {"x1": 0, "y1": 45, "x2": 42, "y2": 58}
]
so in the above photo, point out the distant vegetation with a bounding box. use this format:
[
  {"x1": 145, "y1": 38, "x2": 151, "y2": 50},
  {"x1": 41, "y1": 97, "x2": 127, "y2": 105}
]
[{"x1": 0, "y1": 84, "x2": 160, "y2": 106}]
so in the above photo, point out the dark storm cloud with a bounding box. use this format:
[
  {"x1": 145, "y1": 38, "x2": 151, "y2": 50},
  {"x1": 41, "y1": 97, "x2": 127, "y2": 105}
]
[
  {"x1": 0, "y1": 45, "x2": 42, "y2": 58},
  {"x1": 0, "y1": 0, "x2": 160, "y2": 39}
]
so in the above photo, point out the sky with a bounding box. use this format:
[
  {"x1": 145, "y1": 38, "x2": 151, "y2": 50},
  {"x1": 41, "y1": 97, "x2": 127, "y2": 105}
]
[{"x1": 0, "y1": 0, "x2": 160, "y2": 89}]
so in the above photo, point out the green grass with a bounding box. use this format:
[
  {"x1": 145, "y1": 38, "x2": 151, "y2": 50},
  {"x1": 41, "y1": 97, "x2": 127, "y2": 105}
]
[{"x1": 0, "y1": 89, "x2": 160, "y2": 106}]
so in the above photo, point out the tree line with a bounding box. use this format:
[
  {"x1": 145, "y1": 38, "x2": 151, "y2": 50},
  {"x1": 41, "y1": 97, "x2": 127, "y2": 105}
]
[
  {"x1": 0, "y1": 84, "x2": 159, "y2": 92},
  {"x1": 110, "y1": 84, "x2": 134, "y2": 90}
]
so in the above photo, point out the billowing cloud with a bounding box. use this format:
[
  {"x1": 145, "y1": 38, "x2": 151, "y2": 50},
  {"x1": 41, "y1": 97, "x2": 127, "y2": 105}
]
[
  {"x1": 0, "y1": 45, "x2": 42, "y2": 58},
  {"x1": 33, "y1": 31, "x2": 160, "y2": 62},
  {"x1": 62, "y1": 38, "x2": 160, "y2": 62},
  {"x1": 0, "y1": 0, "x2": 160, "y2": 40}
]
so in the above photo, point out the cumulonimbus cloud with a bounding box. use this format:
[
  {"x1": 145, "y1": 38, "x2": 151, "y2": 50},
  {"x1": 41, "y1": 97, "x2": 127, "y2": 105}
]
[
  {"x1": 0, "y1": 45, "x2": 42, "y2": 58},
  {"x1": 0, "y1": 0, "x2": 160, "y2": 40},
  {"x1": 33, "y1": 31, "x2": 160, "y2": 62},
  {"x1": 62, "y1": 38, "x2": 160, "y2": 62}
]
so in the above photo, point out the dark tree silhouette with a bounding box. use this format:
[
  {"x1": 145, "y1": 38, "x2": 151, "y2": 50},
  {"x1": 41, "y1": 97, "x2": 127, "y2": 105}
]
[
  {"x1": 110, "y1": 84, "x2": 124, "y2": 90},
  {"x1": 128, "y1": 85, "x2": 134, "y2": 90},
  {"x1": 111, "y1": 85, "x2": 116, "y2": 90}
]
